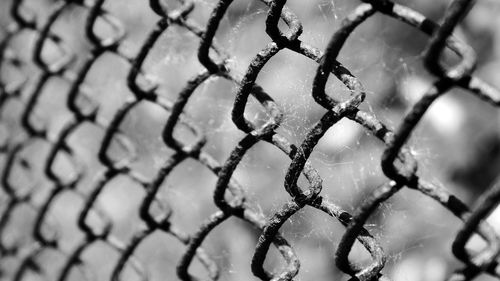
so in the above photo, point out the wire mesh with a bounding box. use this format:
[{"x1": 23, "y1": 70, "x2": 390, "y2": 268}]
[{"x1": 0, "y1": 0, "x2": 499, "y2": 280}]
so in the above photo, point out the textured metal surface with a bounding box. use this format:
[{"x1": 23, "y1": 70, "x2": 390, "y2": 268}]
[{"x1": 0, "y1": 0, "x2": 499, "y2": 280}]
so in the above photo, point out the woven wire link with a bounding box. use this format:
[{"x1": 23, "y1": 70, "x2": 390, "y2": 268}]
[{"x1": 0, "y1": 0, "x2": 499, "y2": 280}]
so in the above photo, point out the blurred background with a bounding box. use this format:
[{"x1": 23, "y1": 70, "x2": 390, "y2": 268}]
[{"x1": 0, "y1": 0, "x2": 500, "y2": 280}]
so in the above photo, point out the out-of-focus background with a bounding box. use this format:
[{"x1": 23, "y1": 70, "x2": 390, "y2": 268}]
[{"x1": 0, "y1": 0, "x2": 500, "y2": 280}]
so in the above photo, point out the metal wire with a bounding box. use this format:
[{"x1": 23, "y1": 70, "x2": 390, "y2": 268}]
[{"x1": 0, "y1": 0, "x2": 499, "y2": 280}]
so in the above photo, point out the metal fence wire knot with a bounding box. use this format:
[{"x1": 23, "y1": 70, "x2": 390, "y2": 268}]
[{"x1": 0, "y1": 0, "x2": 500, "y2": 281}]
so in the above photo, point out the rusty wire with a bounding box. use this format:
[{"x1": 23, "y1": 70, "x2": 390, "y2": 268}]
[{"x1": 0, "y1": 0, "x2": 499, "y2": 280}]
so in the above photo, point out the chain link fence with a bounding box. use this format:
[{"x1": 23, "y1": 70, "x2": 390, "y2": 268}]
[{"x1": 0, "y1": 0, "x2": 500, "y2": 280}]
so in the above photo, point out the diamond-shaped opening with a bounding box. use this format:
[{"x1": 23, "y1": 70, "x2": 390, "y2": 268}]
[
  {"x1": 105, "y1": 100, "x2": 198, "y2": 180},
  {"x1": 0, "y1": 55, "x2": 27, "y2": 93},
  {"x1": 1, "y1": 201, "x2": 37, "y2": 251},
  {"x1": 31, "y1": 76, "x2": 75, "y2": 138},
  {"x1": 32, "y1": 247, "x2": 68, "y2": 281},
  {"x1": 158, "y1": 158, "x2": 222, "y2": 233},
  {"x1": 6, "y1": 29, "x2": 43, "y2": 76},
  {"x1": 82, "y1": 52, "x2": 135, "y2": 123},
  {"x1": 79, "y1": 240, "x2": 122, "y2": 281},
  {"x1": 48, "y1": 4, "x2": 93, "y2": 62},
  {"x1": 5, "y1": 148, "x2": 39, "y2": 198},
  {"x1": 101, "y1": 0, "x2": 160, "y2": 53},
  {"x1": 65, "y1": 122, "x2": 107, "y2": 194},
  {"x1": 49, "y1": 148, "x2": 81, "y2": 186},
  {"x1": 132, "y1": 230, "x2": 212, "y2": 281},
  {"x1": 0, "y1": 98, "x2": 27, "y2": 145},
  {"x1": 43, "y1": 190, "x2": 87, "y2": 250},
  {"x1": 117, "y1": 23, "x2": 204, "y2": 99},
  {"x1": 81, "y1": 205, "x2": 111, "y2": 238},
  {"x1": 94, "y1": 174, "x2": 146, "y2": 242}
]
